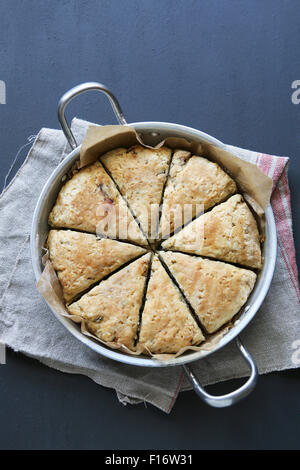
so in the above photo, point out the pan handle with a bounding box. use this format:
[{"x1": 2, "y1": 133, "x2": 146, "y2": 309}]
[
  {"x1": 183, "y1": 337, "x2": 258, "y2": 408},
  {"x1": 57, "y1": 82, "x2": 127, "y2": 150}
]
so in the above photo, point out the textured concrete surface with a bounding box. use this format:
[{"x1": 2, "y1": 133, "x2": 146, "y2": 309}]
[{"x1": 0, "y1": 0, "x2": 299, "y2": 449}]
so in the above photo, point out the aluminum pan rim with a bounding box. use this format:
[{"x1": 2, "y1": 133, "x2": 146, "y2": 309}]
[{"x1": 30, "y1": 121, "x2": 277, "y2": 368}]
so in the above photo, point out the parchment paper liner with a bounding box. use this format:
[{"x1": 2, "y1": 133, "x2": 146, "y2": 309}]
[{"x1": 37, "y1": 125, "x2": 272, "y2": 361}]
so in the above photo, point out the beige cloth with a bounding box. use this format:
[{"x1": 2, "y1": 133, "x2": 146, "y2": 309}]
[{"x1": 0, "y1": 118, "x2": 299, "y2": 413}]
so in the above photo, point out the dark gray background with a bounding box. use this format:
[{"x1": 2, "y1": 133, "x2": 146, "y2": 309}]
[{"x1": 0, "y1": 0, "x2": 299, "y2": 450}]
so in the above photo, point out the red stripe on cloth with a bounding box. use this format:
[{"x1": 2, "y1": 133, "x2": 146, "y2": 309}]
[
  {"x1": 281, "y1": 169, "x2": 292, "y2": 216},
  {"x1": 276, "y1": 233, "x2": 300, "y2": 303},
  {"x1": 271, "y1": 159, "x2": 298, "y2": 280},
  {"x1": 272, "y1": 181, "x2": 300, "y2": 297},
  {"x1": 168, "y1": 370, "x2": 185, "y2": 413},
  {"x1": 254, "y1": 154, "x2": 299, "y2": 298},
  {"x1": 258, "y1": 153, "x2": 272, "y2": 176},
  {"x1": 255, "y1": 151, "x2": 288, "y2": 185},
  {"x1": 271, "y1": 156, "x2": 289, "y2": 187}
]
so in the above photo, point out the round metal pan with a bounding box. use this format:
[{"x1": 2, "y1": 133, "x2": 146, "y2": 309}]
[{"x1": 30, "y1": 83, "x2": 277, "y2": 407}]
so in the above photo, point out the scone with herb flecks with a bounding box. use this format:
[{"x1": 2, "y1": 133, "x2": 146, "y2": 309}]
[
  {"x1": 48, "y1": 161, "x2": 147, "y2": 246},
  {"x1": 48, "y1": 230, "x2": 146, "y2": 304},
  {"x1": 100, "y1": 145, "x2": 172, "y2": 241},
  {"x1": 161, "y1": 251, "x2": 257, "y2": 334},
  {"x1": 139, "y1": 255, "x2": 204, "y2": 354},
  {"x1": 68, "y1": 253, "x2": 151, "y2": 350},
  {"x1": 159, "y1": 151, "x2": 237, "y2": 238},
  {"x1": 162, "y1": 194, "x2": 261, "y2": 269}
]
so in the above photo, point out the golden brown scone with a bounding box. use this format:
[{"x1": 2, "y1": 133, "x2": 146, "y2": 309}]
[
  {"x1": 47, "y1": 230, "x2": 146, "y2": 304},
  {"x1": 138, "y1": 255, "x2": 204, "y2": 354},
  {"x1": 68, "y1": 253, "x2": 151, "y2": 350},
  {"x1": 159, "y1": 151, "x2": 237, "y2": 238},
  {"x1": 100, "y1": 145, "x2": 172, "y2": 241},
  {"x1": 162, "y1": 194, "x2": 261, "y2": 269},
  {"x1": 48, "y1": 161, "x2": 147, "y2": 246},
  {"x1": 161, "y1": 251, "x2": 256, "y2": 334}
]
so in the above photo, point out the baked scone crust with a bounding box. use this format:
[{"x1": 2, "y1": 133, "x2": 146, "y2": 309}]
[
  {"x1": 162, "y1": 194, "x2": 261, "y2": 269},
  {"x1": 159, "y1": 151, "x2": 237, "y2": 238},
  {"x1": 161, "y1": 251, "x2": 257, "y2": 334},
  {"x1": 48, "y1": 161, "x2": 147, "y2": 246},
  {"x1": 100, "y1": 145, "x2": 172, "y2": 240},
  {"x1": 47, "y1": 230, "x2": 146, "y2": 304},
  {"x1": 139, "y1": 255, "x2": 204, "y2": 354},
  {"x1": 46, "y1": 143, "x2": 262, "y2": 356},
  {"x1": 68, "y1": 253, "x2": 151, "y2": 350}
]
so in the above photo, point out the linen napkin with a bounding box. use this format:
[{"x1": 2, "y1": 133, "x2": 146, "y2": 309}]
[{"x1": 0, "y1": 118, "x2": 299, "y2": 413}]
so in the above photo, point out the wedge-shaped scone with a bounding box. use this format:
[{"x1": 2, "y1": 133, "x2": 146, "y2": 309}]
[
  {"x1": 161, "y1": 252, "x2": 256, "y2": 334},
  {"x1": 68, "y1": 253, "x2": 151, "y2": 350},
  {"x1": 139, "y1": 255, "x2": 204, "y2": 354},
  {"x1": 48, "y1": 230, "x2": 146, "y2": 304},
  {"x1": 159, "y1": 151, "x2": 237, "y2": 238},
  {"x1": 48, "y1": 161, "x2": 147, "y2": 246},
  {"x1": 100, "y1": 145, "x2": 172, "y2": 240},
  {"x1": 162, "y1": 194, "x2": 261, "y2": 269}
]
